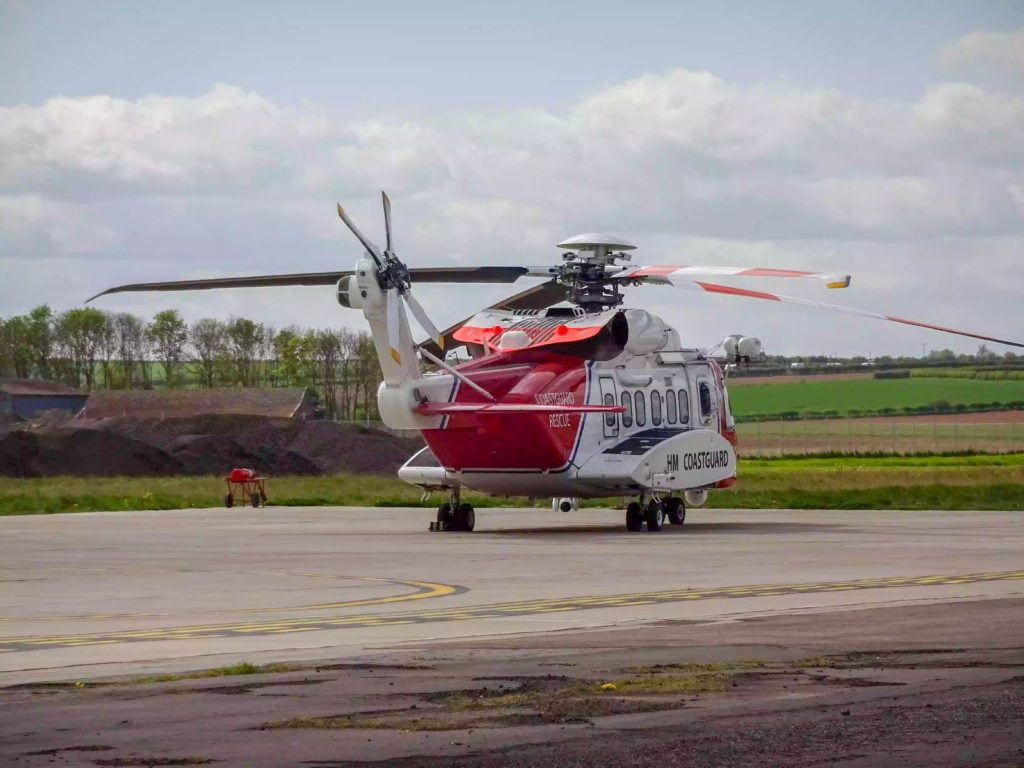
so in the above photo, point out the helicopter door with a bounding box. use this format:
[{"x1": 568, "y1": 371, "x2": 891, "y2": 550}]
[
  {"x1": 697, "y1": 377, "x2": 718, "y2": 428},
  {"x1": 598, "y1": 376, "x2": 619, "y2": 438}
]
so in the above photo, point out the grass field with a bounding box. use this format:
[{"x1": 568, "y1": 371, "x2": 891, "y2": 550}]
[
  {"x1": 727, "y1": 377, "x2": 1024, "y2": 418},
  {"x1": 736, "y1": 418, "x2": 1024, "y2": 456},
  {"x1": 2, "y1": 454, "x2": 1022, "y2": 515}
]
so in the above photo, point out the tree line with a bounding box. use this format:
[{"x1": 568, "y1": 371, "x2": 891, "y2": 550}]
[{"x1": 0, "y1": 306, "x2": 383, "y2": 420}]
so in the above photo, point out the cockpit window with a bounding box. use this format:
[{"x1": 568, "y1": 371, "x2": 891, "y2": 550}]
[{"x1": 699, "y1": 382, "x2": 713, "y2": 418}]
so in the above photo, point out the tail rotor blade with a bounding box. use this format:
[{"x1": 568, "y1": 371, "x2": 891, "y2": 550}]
[
  {"x1": 336, "y1": 203, "x2": 384, "y2": 267},
  {"x1": 382, "y1": 191, "x2": 393, "y2": 254},
  {"x1": 403, "y1": 290, "x2": 444, "y2": 350},
  {"x1": 385, "y1": 289, "x2": 403, "y2": 364}
]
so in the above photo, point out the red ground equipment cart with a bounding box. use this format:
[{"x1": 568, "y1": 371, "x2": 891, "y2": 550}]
[{"x1": 225, "y1": 467, "x2": 267, "y2": 508}]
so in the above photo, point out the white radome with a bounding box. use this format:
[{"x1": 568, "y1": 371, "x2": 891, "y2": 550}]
[
  {"x1": 737, "y1": 336, "x2": 762, "y2": 358},
  {"x1": 722, "y1": 334, "x2": 743, "y2": 357}
]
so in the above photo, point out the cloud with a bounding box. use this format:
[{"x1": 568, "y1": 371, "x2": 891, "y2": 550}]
[
  {"x1": 2, "y1": 65, "x2": 1023, "y2": 354},
  {"x1": 0, "y1": 194, "x2": 118, "y2": 254},
  {"x1": 938, "y1": 28, "x2": 1024, "y2": 73},
  {"x1": 0, "y1": 84, "x2": 328, "y2": 197}
]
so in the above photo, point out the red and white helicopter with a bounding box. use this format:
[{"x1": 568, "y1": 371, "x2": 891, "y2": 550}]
[{"x1": 92, "y1": 193, "x2": 1023, "y2": 532}]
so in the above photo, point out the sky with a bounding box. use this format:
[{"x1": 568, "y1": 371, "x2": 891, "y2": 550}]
[{"x1": 2, "y1": 0, "x2": 1023, "y2": 357}]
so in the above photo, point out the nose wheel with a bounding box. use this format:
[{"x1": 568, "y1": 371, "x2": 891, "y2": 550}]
[{"x1": 429, "y1": 493, "x2": 475, "y2": 532}]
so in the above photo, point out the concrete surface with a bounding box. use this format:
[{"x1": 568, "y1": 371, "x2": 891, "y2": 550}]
[
  {"x1": 1, "y1": 506, "x2": 1021, "y2": 684},
  {"x1": 2, "y1": 598, "x2": 1022, "y2": 767}
]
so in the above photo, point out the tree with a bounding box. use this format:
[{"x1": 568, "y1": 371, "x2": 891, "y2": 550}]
[
  {"x1": 353, "y1": 332, "x2": 382, "y2": 420},
  {"x1": 0, "y1": 316, "x2": 33, "y2": 379},
  {"x1": 147, "y1": 310, "x2": 188, "y2": 386},
  {"x1": 976, "y1": 344, "x2": 998, "y2": 363},
  {"x1": 97, "y1": 316, "x2": 118, "y2": 389},
  {"x1": 114, "y1": 312, "x2": 151, "y2": 389},
  {"x1": 189, "y1": 318, "x2": 226, "y2": 388},
  {"x1": 274, "y1": 327, "x2": 313, "y2": 387},
  {"x1": 927, "y1": 348, "x2": 956, "y2": 363},
  {"x1": 223, "y1": 319, "x2": 264, "y2": 387},
  {"x1": 337, "y1": 328, "x2": 360, "y2": 419},
  {"x1": 310, "y1": 330, "x2": 343, "y2": 419},
  {"x1": 25, "y1": 305, "x2": 54, "y2": 379},
  {"x1": 54, "y1": 308, "x2": 109, "y2": 389},
  {"x1": 223, "y1": 317, "x2": 265, "y2": 386}
]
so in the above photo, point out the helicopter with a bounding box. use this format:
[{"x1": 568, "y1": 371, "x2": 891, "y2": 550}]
[{"x1": 91, "y1": 192, "x2": 1024, "y2": 533}]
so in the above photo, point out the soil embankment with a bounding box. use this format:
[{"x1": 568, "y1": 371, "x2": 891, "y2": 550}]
[{"x1": 0, "y1": 414, "x2": 423, "y2": 478}]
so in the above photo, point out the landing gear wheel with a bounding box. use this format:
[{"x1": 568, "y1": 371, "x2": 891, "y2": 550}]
[
  {"x1": 664, "y1": 497, "x2": 686, "y2": 525},
  {"x1": 224, "y1": 493, "x2": 234, "y2": 508},
  {"x1": 452, "y1": 503, "x2": 475, "y2": 532},
  {"x1": 436, "y1": 502, "x2": 453, "y2": 530},
  {"x1": 626, "y1": 502, "x2": 644, "y2": 532},
  {"x1": 250, "y1": 492, "x2": 262, "y2": 508},
  {"x1": 644, "y1": 501, "x2": 664, "y2": 532}
]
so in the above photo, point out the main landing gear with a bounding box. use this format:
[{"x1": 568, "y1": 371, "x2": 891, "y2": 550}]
[
  {"x1": 625, "y1": 495, "x2": 685, "y2": 532},
  {"x1": 429, "y1": 489, "x2": 475, "y2": 532}
]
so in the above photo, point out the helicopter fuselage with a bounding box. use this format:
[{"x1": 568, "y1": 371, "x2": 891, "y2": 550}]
[{"x1": 397, "y1": 307, "x2": 739, "y2": 500}]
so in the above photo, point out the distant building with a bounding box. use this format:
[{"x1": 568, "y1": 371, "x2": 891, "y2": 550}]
[
  {"x1": 81, "y1": 387, "x2": 321, "y2": 420},
  {"x1": 0, "y1": 379, "x2": 90, "y2": 419}
]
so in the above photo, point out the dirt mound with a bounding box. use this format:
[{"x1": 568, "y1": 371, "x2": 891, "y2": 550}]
[
  {"x1": 0, "y1": 427, "x2": 179, "y2": 478},
  {"x1": 0, "y1": 412, "x2": 22, "y2": 437},
  {"x1": 0, "y1": 414, "x2": 423, "y2": 478}
]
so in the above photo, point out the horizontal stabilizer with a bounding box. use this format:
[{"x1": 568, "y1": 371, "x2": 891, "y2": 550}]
[{"x1": 417, "y1": 402, "x2": 624, "y2": 415}]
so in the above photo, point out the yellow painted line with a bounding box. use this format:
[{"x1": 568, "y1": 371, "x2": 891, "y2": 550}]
[
  {"x1": 1, "y1": 575, "x2": 460, "y2": 622},
  {"x1": 233, "y1": 575, "x2": 459, "y2": 614},
  {"x1": 2, "y1": 569, "x2": 1022, "y2": 652}
]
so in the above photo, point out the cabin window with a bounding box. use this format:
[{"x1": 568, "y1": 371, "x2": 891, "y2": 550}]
[
  {"x1": 666, "y1": 389, "x2": 677, "y2": 424},
  {"x1": 603, "y1": 392, "x2": 616, "y2": 427},
  {"x1": 699, "y1": 381, "x2": 713, "y2": 418},
  {"x1": 634, "y1": 390, "x2": 647, "y2": 426},
  {"x1": 677, "y1": 389, "x2": 690, "y2": 424},
  {"x1": 620, "y1": 391, "x2": 633, "y2": 427},
  {"x1": 651, "y1": 390, "x2": 663, "y2": 426}
]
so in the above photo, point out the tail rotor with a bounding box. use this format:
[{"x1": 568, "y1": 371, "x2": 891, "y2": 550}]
[{"x1": 336, "y1": 192, "x2": 445, "y2": 362}]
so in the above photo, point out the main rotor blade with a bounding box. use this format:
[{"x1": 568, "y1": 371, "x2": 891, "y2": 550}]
[
  {"x1": 336, "y1": 203, "x2": 384, "y2": 266},
  {"x1": 668, "y1": 278, "x2": 1024, "y2": 349},
  {"x1": 86, "y1": 266, "x2": 532, "y2": 303},
  {"x1": 385, "y1": 289, "x2": 403, "y2": 364},
  {"x1": 382, "y1": 191, "x2": 393, "y2": 254},
  {"x1": 618, "y1": 265, "x2": 851, "y2": 289},
  {"x1": 403, "y1": 290, "x2": 444, "y2": 349}
]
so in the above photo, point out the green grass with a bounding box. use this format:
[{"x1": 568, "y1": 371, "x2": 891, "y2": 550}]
[
  {"x1": 2, "y1": 455, "x2": 1023, "y2": 515},
  {"x1": 601, "y1": 673, "x2": 731, "y2": 694},
  {"x1": 727, "y1": 377, "x2": 1024, "y2": 418}
]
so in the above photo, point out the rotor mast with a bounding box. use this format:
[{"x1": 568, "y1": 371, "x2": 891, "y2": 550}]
[{"x1": 555, "y1": 233, "x2": 637, "y2": 312}]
